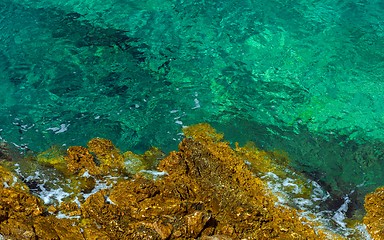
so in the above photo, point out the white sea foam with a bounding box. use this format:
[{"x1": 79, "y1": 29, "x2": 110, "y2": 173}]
[
  {"x1": 332, "y1": 194, "x2": 351, "y2": 229},
  {"x1": 258, "y1": 167, "x2": 372, "y2": 238},
  {"x1": 139, "y1": 170, "x2": 168, "y2": 179},
  {"x1": 46, "y1": 123, "x2": 69, "y2": 134},
  {"x1": 73, "y1": 196, "x2": 82, "y2": 207},
  {"x1": 282, "y1": 177, "x2": 300, "y2": 194},
  {"x1": 192, "y1": 98, "x2": 201, "y2": 109},
  {"x1": 355, "y1": 224, "x2": 372, "y2": 240},
  {"x1": 81, "y1": 170, "x2": 91, "y2": 178},
  {"x1": 38, "y1": 186, "x2": 70, "y2": 205},
  {"x1": 13, "y1": 164, "x2": 72, "y2": 205},
  {"x1": 106, "y1": 196, "x2": 116, "y2": 205},
  {"x1": 56, "y1": 211, "x2": 80, "y2": 219},
  {"x1": 82, "y1": 178, "x2": 115, "y2": 200}
]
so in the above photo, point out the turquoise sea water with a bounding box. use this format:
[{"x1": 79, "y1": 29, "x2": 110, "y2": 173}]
[{"x1": 1, "y1": 0, "x2": 384, "y2": 225}]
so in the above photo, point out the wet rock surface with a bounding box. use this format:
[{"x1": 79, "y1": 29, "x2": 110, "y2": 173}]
[
  {"x1": 364, "y1": 186, "x2": 384, "y2": 239},
  {"x1": 0, "y1": 124, "x2": 378, "y2": 239}
]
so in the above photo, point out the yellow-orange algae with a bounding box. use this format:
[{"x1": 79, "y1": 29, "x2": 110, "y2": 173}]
[{"x1": 36, "y1": 146, "x2": 67, "y2": 173}]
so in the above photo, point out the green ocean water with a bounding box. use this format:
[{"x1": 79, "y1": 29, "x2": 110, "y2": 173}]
[{"x1": 1, "y1": 0, "x2": 384, "y2": 216}]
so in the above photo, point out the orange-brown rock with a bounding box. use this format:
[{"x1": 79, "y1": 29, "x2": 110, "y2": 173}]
[
  {"x1": 141, "y1": 147, "x2": 166, "y2": 169},
  {"x1": 65, "y1": 146, "x2": 100, "y2": 176},
  {"x1": 0, "y1": 218, "x2": 36, "y2": 240},
  {"x1": 87, "y1": 137, "x2": 125, "y2": 174},
  {"x1": 34, "y1": 216, "x2": 84, "y2": 239},
  {"x1": 78, "y1": 124, "x2": 331, "y2": 239},
  {"x1": 58, "y1": 201, "x2": 82, "y2": 217},
  {"x1": 157, "y1": 134, "x2": 321, "y2": 239},
  {"x1": 81, "y1": 190, "x2": 122, "y2": 231},
  {"x1": 0, "y1": 187, "x2": 43, "y2": 239},
  {"x1": 0, "y1": 188, "x2": 43, "y2": 219},
  {"x1": 364, "y1": 186, "x2": 384, "y2": 239},
  {"x1": 1, "y1": 123, "x2": 349, "y2": 239}
]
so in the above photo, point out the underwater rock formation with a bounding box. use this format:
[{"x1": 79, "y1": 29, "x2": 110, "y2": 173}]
[{"x1": 0, "y1": 124, "x2": 379, "y2": 239}]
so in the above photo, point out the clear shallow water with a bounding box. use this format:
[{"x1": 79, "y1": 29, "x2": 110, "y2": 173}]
[{"x1": 1, "y1": 0, "x2": 384, "y2": 225}]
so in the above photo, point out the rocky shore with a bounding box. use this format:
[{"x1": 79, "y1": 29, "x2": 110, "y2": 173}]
[{"x1": 0, "y1": 124, "x2": 382, "y2": 239}]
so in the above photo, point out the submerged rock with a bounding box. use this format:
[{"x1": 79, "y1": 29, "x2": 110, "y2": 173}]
[{"x1": 0, "y1": 123, "x2": 378, "y2": 239}]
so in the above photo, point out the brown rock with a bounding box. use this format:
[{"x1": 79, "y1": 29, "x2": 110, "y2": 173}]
[
  {"x1": 0, "y1": 218, "x2": 36, "y2": 240},
  {"x1": 1, "y1": 123, "x2": 349, "y2": 239},
  {"x1": 59, "y1": 201, "x2": 81, "y2": 217},
  {"x1": 109, "y1": 177, "x2": 160, "y2": 209},
  {"x1": 34, "y1": 216, "x2": 84, "y2": 240},
  {"x1": 0, "y1": 188, "x2": 43, "y2": 219},
  {"x1": 47, "y1": 205, "x2": 57, "y2": 214},
  {"x1": 201, "y1": 235, "x2": 233, "y2": 240},
  {"x1": 81, "y1": 190, "x2": 125, "y2": 237},
  {"x1": 76, "y1": 175, "x2": 97, "y2": 194},
  {"x1": 81, "y1": 124, "x2": 332, "y2": 239},
  {"x1": 81, "y1": 225, "x2": 111, "y2": 240},
  {"x1": 152, "y1": 220, "x2": 173, "y2": 239},
  {"x1": 184, "y1": 210, "x2": 212, "y2": 238},
  {"x1": 0, "y1": 219, "x2": 36, "y2": 239},
  {"x1": 87, "y1": 138, "x2": 125, "y2": 174},
  {"x1": 0, "y1": 188, "x2": 42, "y2": 239},
  {"x1": 364, "y1": 186, "x2": 384, "y2": 239},
  {"x1": 66, "y1": 146, "x2": 100, "y2": 175}
]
